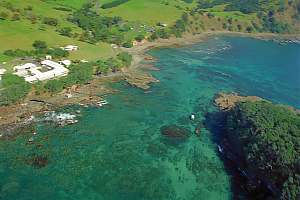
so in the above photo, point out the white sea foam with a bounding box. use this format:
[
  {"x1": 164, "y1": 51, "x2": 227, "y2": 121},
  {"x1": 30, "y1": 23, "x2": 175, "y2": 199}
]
[{"x1": 43, "y1": 111, "x2": 78, "y2": 126}]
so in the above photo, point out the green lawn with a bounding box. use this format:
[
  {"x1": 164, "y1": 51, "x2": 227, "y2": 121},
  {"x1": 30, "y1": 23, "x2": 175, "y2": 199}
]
[{"x1": 0, "y1": 19, "x2": 114, "y2": 69}]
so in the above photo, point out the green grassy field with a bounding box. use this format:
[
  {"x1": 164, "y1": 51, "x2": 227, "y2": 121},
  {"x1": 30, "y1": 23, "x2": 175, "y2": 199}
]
[
  {"x1": 100, "y1": 0, "x2": 196, "y2": 25},
  {"x1": 0, "y1": 19, "x2": 114, "y2": 61},
  {"x1": 202, "y1": 4, "x2": 257, "y2": 20},
  {"x1": 0, "y1": 0, "x2": 298, "y2": 67},
  {"x1": 0, "y1": 0, "x2": 199, "y2": 67},
  {"x1": 0, "y1": 0, "x2": 116, "y2": 66},
  {"x1": 43, "y1": 0, "x2": 92, "y2": 10}
]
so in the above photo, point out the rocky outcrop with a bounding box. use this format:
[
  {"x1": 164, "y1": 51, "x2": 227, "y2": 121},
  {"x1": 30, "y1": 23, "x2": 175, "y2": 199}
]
[
  {"x1": 124, "y1": 70, "x2": 159, "y2": 90},
  {"x1": 214, "y1": 92, "x2": 263, "y2": 111}
]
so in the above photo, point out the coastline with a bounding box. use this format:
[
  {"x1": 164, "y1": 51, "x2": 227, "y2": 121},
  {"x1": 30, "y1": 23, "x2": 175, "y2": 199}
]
[
  {"x1": 0, "y1": 31, "x2": 299, "y2": 131},
  {"x1": 126, "y1": 31, "x2": 300, "y2": 62}
]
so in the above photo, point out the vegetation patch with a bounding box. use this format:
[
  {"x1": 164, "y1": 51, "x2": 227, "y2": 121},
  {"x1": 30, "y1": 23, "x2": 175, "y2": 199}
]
[
  {"x1": 225, "y1": 101, "x2": 300, "y2": 199},
  {"x1": 101, "y1": 0, "x2": 130, "y2": 9}
]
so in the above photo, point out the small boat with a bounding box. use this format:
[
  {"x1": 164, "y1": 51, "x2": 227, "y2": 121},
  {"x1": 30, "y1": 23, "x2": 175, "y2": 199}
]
[
  {"x1": 66, "y1": 119, "x2": 78, "y2": 125},
  {"x1": 97, "y1": 100, "x2": 108, "y2": 107},
  {"x1": 100, "y1": 100, "x2": 108, "y2": 105},
  {"x1": 28, "y1": 137, "x2": 34, "y2": 143},
  {"x1": 190, "y1": 114, "x2": 195, "y2": 120},
  {"x1": 238, "y1": 167, "x2": 247, "y2": 177},
  {"x1": 217, "y1": 145, "x2": 224, "y2": 153},
  {"x1": 33, "y1": 132, "x2": 37, "y2": 135}
]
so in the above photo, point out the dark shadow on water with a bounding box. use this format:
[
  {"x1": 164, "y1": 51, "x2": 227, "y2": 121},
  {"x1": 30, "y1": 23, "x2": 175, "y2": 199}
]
[{"x1": 203, "y1": 110, "x2": 275, "y2": 200}]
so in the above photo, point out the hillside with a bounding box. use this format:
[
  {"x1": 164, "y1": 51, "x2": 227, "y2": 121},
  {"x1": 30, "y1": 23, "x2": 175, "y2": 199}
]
[
  {"x1": 0, "y1": 0, "x2": 197, "y2": 64},
  {"x1": 0, "y1": 0, "x2": 115, "y2": 65},
  {"x1": 0, "y1": 0, "x2": 298, "y2": 64}
]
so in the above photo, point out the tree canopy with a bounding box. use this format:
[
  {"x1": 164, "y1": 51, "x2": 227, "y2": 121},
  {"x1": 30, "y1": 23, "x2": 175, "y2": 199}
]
[
  {"x1": 0, "y1": 74, "x2": 31, "y2": 105},
  {"x1": 226, "y1": 101, "x2": 300, "y2": 199}
]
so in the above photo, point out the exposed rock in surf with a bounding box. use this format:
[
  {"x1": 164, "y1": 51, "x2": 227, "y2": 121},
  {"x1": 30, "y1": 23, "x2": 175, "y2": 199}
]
[{"x1": 194, "y1": 122, "x2": 203, "y2": 137}]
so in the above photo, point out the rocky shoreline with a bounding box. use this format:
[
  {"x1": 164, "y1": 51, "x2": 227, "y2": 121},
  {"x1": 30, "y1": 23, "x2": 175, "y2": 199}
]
[
  {"x1": 1, "y1": 31, "x2": 299, "y2": 131},
  {"x1": 0, "y1": 77, "x2": 119, "y2": 130}
]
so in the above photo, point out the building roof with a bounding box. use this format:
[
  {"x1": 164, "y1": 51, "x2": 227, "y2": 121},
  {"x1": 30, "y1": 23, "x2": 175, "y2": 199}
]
[
  {"x1": 14, "y1": 60, "x2": 69, "y2": 83},
  {"x1": 65, "y1": 45, "x2": 78, "y2": 48},
  {"x1": 0, "y1": 68, "x2": 6, "y2": 75},
  {"x1": 14, "y1": 63, "x2": 37, "y2": 71},
  {"x1": 59, "y1": 60, "x2": 71, "y2": 66},
  {"x1": 41, "y1": 60, "x2": 64, "y2": 68}
]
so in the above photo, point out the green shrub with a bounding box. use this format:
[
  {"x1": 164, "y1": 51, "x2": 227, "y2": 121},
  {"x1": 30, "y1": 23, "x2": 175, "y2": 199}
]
[
  {"x1": 101, "y1": 0, "x2": 130, "y2": 9},
  {"x1": 0, "y1": 74, "x2": 31, "y2": 105}
]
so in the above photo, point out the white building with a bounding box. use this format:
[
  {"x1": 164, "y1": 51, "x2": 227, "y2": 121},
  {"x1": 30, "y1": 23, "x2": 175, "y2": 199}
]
[
  {"x1": 0, "y1": 68, "x2": 6, "y2": 80},
  {"x1": 13, "y1": 60, "x2": 69, "y2": 83},
  {"x1": 61, "y1": 45, "x2": 79, "y2": 51},
  {"x1": 45, "y1": 55, "x2": 52, "y2": 60},
  {"x1": 59, "y1": 60, "x2": 72, "y2": 67},
  {"x1": 13, "y1": 63, "x2": 37, "y2": 71}
]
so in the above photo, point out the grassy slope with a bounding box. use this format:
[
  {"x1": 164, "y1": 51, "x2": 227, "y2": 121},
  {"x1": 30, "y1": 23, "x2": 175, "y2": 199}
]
[
  {"x1": 100, "y1": 0, "x2": 197, "y2": 25},
  {"x1": 43, "y1": 0, "x2": 91, "y2": 10},
  {"x1": 0, "y1": 0, "x2": 114, "y2": 65},
  {"x1": 0, "y1": 0, "x2": 198, "y2": 65},
  {"x1": 0, "y1": 0, "x2": 298, "y2": 65}
]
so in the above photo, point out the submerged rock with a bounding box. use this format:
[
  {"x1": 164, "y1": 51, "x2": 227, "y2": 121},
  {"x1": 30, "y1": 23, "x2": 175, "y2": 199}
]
[
  {"x1": 160, "y1": 125, "x2": 191, "y2": 145},
  {"x1": 26, "y1": 155, "x2": 48, "y2": 169}
]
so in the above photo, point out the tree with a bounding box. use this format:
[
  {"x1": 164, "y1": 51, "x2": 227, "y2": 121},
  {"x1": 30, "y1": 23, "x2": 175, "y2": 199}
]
[
  {"x1": 47, "y1": 48, "x2": 69, "y2": 58},
  {"x1": 226, "y1": 101, "x2": 300, "y2": 199},
  {"x1": 237, "y1": 24, "x2": 242, "y2": 31},
  {"x1": 32, "y1": 40, "x2": 47, "y2": 50},
  {"x1": 95, "y1": 60, "x2": 110, "y2": 75},
  {"x1": 0, "y1": 11, "x2": 9, "y2": 20},
  {"x1": 134, "y1": 34, "x2": 144, "y2": 42},
  {"x1": 105, "y1": 58, "x2": 123, "y2": 72},
  {"x1": 44, "y1": 79, "x2": 64, "y2": 94},
  {"x1": 117, "y1": 52, "x2": 132, "y2": 67},
  {"x1": 43, "y1": 17, "x2": 58, "y2": 26},
  {"x1": 122, "y1": 41, "x2": 133, "y2": 48},
  {"x1": 11, "y1": 13, "x2": 20, "y2": 21},
  {"x1": 246, "y1": 26, "x2": 253, "y2": 33},
  {"x1": 156, "y1": 29, "x2": 170, "y2": 39},
  {"x1": 57, "y1": 27, "x2": 72, "y2": 37},
  {"x1": 0, "y1": 74, "x2": 31, "y2": 105}
]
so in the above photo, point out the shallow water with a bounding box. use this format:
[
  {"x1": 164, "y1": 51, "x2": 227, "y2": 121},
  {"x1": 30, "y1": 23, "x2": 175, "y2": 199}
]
[{"x1": 0, "y1": 36, "x2": 299, "y2": 200}]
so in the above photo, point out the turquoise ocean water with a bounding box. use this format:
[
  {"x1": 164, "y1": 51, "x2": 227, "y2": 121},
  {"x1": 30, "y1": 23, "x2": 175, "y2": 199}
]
[{"x1": 0, "y1": 36, "x2": 299, "y2": 200}]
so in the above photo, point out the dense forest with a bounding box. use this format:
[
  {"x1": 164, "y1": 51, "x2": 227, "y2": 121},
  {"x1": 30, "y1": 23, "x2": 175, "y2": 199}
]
[{"x1": 225, "y1": 101, "x2": 300, "y2": 199}]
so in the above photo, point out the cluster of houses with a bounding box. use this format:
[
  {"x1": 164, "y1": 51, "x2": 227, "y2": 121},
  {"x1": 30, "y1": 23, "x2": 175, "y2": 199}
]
[
  {"x1": 0, "y1": 45, "x2": 80, "y2": 83},
  {"x1": 13, "y1": 59, "x2": 70, "y2": 83}
]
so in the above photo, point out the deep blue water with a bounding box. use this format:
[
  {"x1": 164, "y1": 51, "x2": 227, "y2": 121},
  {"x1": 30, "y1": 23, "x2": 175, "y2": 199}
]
[{"x1": 0, "y1": 36, "x2": 299, "y2": 200}]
